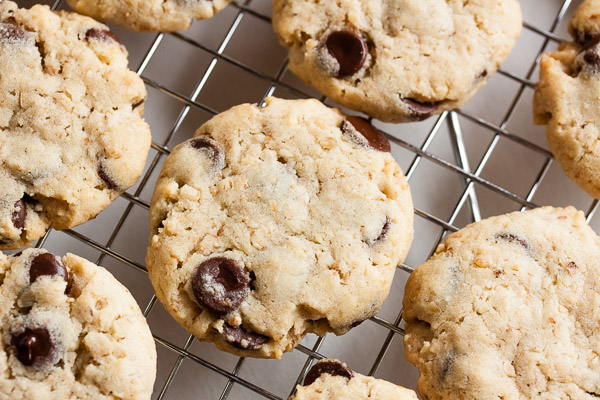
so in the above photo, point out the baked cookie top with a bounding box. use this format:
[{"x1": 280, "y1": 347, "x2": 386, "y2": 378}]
[
  {"x1": 403, "y1": 206, "x2": 600, "y2": 399},
  {"x1": 534, "y1": 0, "x2": 600, "y2": 199},
  {"x1": 272, "y1": 0, "x2": 522, "y2": 123},
  {"x1": 290, "y1": 359, "x2": 418, "y2": 399},
  {"x1": 0, "y1": 2, "x2": 151, "y2": 249},
  {"x1": 66, "y1": 0, "x2": 232, "y2": 32},
  {"x1": 0, "y1": 248, "x2": 157, "y2": 400},
  {"x1": 146, "y1": 97, "x2": 413, "y2": 358}
]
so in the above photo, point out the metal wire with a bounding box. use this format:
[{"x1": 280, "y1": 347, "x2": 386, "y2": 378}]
[{"x1": 34, "y1": 0, "x2": 583, "y2": 398}]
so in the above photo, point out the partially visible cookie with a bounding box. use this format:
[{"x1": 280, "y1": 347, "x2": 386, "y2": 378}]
[
  {"x1": 272, "y1": 0, "x2": 522, "y2": 122},
  {"x1": 403, "y1": 207, "x2": 600, "y2": 399},
  {"x1": 146, "y1": 97, "x2": 414, "y2": 358},
  {"x1": 534, "y1": 0, "x2": 600, "y2": 199},
  {"x1": 0, "y1": 248, "x2": 157, "y2": 399},
  {"x1": 66, "y1": 0, "x2": 232, "y2": 32},
  {"x1": 0, "y1": 2, "x2": 151, "y2": 249},
  {"x1": 290, "y1": 359, "x2": 418, "y2": 399}
]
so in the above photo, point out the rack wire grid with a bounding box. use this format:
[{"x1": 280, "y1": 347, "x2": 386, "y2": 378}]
[{"x1": 13, "y1": 0, "x2": 599, "y2": 398}]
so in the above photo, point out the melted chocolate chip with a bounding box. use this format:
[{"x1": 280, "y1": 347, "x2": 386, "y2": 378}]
[
  {"x1": 325, "y1": 31, "x2": 367, "y2": 78},
  {"x1": 342, "y1": 116, "x2": 391, "y2": 152},
  {"x1": 29, "y1": 252, "x2": 68, "y2": 285},
  {"x1": 192, "y1": 257, "x2": 249, "y2": 315},
  {"x1": 304, "y1": 360, "x2": 354, "y2": 386},
  {"x1": 401, "y1": 98, "x2": 439, "y2": 120},
  {"x1": 373, "y1": 217, "x2": 391, "y2": 244},
  {"x1": 98, "y1": 163, "x2": 119, "y2": 190},
  {"x1": 0, "y1": 22, "x2": 27, "y2": 42},
  {"x1": 221, "y1": 323, "x2": 269, "y2": 350},
  {"x1": 11, "y1": 199, "x2": 26, "y2": 230},
  {"x1": 583, "y1": 51, "x2": 600, "y2": 70},
  {"x1": 85, "y1": 28, "x2": 121, "y2": 44},
  {"x1": 495, "y1": 233, "x2": 530, "y2": 250},
  {"x1": 189, "y1": 137, "x2": 225, "y2": 170},
  {"x1": 579, "y1": 33, "x2": 600, "y2": 51},
  {"x1": 11, "y1": 328, "x2": 54, "y2": 366}
]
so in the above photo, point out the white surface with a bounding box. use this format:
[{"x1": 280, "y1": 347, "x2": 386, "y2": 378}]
[{"x1": 13, "y1": 0, "x2": 595, "y2": 399}]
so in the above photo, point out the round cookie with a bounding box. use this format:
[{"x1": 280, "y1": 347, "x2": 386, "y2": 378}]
[
  {"x1": 0, "y1": 248, "x2": 157, "y2": 399},
  {"x1": 272, "y1": 0, "x2": 522, "y2": 123},
  {"x1": 290, "y1": 359, "x2": 418, "y2": 399},
  {"x1": 146, "y1": 97, "x2": 414, "y2": 358},
  {"x1": 534, "y1": 0, "x2": 600, "y2": 199},
  {"x1": 0, "y1": 2, "x2": 151, "y2": 249},
  {"x1": 403, "y1": 206, "x2": 600, "y2": 399},
  {"x1": 66, "y1": 0, "x2": 232, "y2": 32}
]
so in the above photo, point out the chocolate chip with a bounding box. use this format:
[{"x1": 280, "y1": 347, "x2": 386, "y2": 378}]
[
  {"x1": 304, "y1": 360, "x2": 354, "y2": 386},
  {"x1": 11, "y1": 328, "x2": 54, "y2": 367},
  {"x1": 85, "y1": 28, "x2": 121, "y2": 44},
  {"x1": 0, "y1": 22, "x2": 27, "y2": 42},
  {"x1": 98, "y1": 163, "x2": 119, "y2": 190},
  {"x1": 495, "y1": 232, "x2": 529, "y2": 250},
  {"x1": 11, "y1": 199, "x2": 26, "y2": 230},
  {"x1": 192, "y1": 257, "x2": 249, "y2": 315},
  {"x1": 221, "y1": 323, "x2": 269, "y2": 350},
  {"x1": 583, "y1": 51, "x2": 600, "y2": 70},
  {"x1": 342, "y1": 116, "x2": 391, "y2": 152},
  {"x1": 578, "y1": 33, "x2": 600, "y2": 51},
  {"x1": 401, "y1": 98, "x2": 439, "y2": 120},
  {"x1": 477, "y1": 70, "x2": 488, "y2": 80},
  {"x1": 567, "y1": 261, "x2": 578, "y2": 274},
  {"x1": 29, "y1": 252, "x2": 68, "y2": 285},
  {"x1": 189, "y1": 137, "x2": 225, "y2": 170},
  {"x1": 325, "y1": 31, "x2": 367, "y2": 78},
  {"x1": 132, "y1": 99, "x2": 144, "y2": 110},
  {"x1": 373, "y1": 217, "x2": 391, "y2": 244}
]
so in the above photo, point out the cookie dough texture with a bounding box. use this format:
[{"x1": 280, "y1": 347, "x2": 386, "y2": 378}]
[
  {"x1": 290, "y1": 359, "x2": 418, "y2": 400},
  {"x1": 147, "y1": 97, "x2": 413, "y2": 358},
  {"x1": 272, "y1": 0, "x2": 522, "y2": 123},
  {"x1": 66, "y1": 0, "x2": 232, "y2": 32},
  {"x1": 0, "y1": 248, "x2": 157, "y2": 400},
  {"x1": 403, "y1": 207, "x2": 600, "y2": 399},
  {"x1": 0, "y1": 2, "x2": 151, "y2": 249},
  {"x1": 534, "y1": 0, "x2": 600, "y2": 199}
]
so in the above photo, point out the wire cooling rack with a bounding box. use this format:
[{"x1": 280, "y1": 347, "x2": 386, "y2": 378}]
[{"x1": 14, "y1": 0, "x2": 599, "y2": 398}]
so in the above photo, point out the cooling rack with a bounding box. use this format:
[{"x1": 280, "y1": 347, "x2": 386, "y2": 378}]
[{"x1": 15, "y1": 0, "x2": 597, "y2": 398}]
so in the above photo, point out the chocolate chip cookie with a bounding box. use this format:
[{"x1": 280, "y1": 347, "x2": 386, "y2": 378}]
[
  {"x1": 66, "y1": 0, "x2": 232, "y2": 32},
  {"x1": 0, "y1": 2, "x2": 151, "y2": 249},
  {"x1": 0, "y1": 248, "x2": 157, "y2": 399},
  {"x1": 146, "y1": 97, "x2": 414, "y2": 358},
  {"x1": 403, "y1": 206, "x2": 600, "y2": 399},
  {"x1": 534, "y1": 0, "x2": 600, "y2": 199},
  {"x1": 272, "y1": 0, "x2": 522, "y2": 123},
  {"x1": 290, "y1": 359, "x2": 418, "y2": 399}
]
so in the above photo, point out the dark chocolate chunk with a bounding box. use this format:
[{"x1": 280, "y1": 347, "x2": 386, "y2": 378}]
[
  {"x1": 325, "y1": 31, "x2": 367, "y2": 78},
  {"x1": 221, "y1": 323, "x2": 269, "y2": 350},
  {"x1": 477, "y1": 69, "x2": 488, "y2": 80},
  {"x1": 11, "y1": 199, "x2": 26, "y2": 230},
  {"x1": 0, "y1": 22, "x2": 27, "y2": 42},
  {"x1": 85, "y1": 28, "x2": 121, "y2": 44},
  {"x1": 98, "y1": 163, "x2": 119, "y2": 191},
  {"x1": 583, "y1": 50, "x2": 600, "y2": 70},
  {"x1": 11, "y1": 328, "x2": 54, "y2": 367},
  {"x1": 29, "y1": 252, "x2": 68, "y2": 285},
  {"x1": 304, "y1": 360, "x2": 354, "y2": 386},
  {"x1": 189, "y1": 137, "x2": 225, "y2": 170},
  {"x1": 342, "y1": 116, "x2": 391, "y2": 152},
  {"x1": 495, "y1": 232, "x2": 529, "y2": 250},
  {"x1": 401, "y1": 98, "x2": 439, "y2": 119},
  {"x1": 192, "y1": 257, "x2": 249, "y2": 315},
  {"x1": 579, "y1": 33, "x2": 600, "y2": 51}
]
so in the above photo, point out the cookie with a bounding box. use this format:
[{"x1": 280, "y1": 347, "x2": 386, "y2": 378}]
[
  {"x1": 533, "y1": 0, "x2": 600, "y2": 199},
  {"x1": 66, "y1": 0, "x2": 232, "y2": 32},
  {"x1": 146, "y1": 97, "x2": 414, "y2": 358},
  {"x1": 0, "y1": 2, "x2": 151, "y2": 249},
  {"x1": 290, "y1": 359, "x2": 418, "y2": 399},
  {"x1": 0, "y1": 248, "x2": 157, "y2": 399},
  {"x1": 403, "y1": 206, "x2": 600, "y2": 399},
  {"x1": 272, "y1": 0, "x2": 522, "y2": 123}
]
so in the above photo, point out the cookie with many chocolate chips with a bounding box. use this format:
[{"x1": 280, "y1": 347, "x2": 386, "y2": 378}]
[
  {"x1": 272, "y1": 0, "x2": 522, "y2": 123},
  {"x1": 146, "y1": 97, "x2": 414, "y2": 358},
  {"x1": 289, "y1": 359, "x2": 418, "y2": 399},
  {"x1": 66, "y1": 0, "x2": 232, "y2": 32},
  {"x1": 534, "y1": 0, "x2": 600, "y2": 199},
  {"x1": 0, "y1": 248, "x2": 157, "y2": 399},
  {"x1": 0, "y1": 2, "x2": 151, "y2": 249},
  {"x1": 403, "y1": 207, "x2": 600, "y2": 399}
]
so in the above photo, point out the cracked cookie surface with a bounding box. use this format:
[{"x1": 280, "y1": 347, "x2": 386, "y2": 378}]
[
  {"x1": 66, "y1": 0, "x2": 232, "y2": 32},
  {"x1": 534, "y1": 0, "x2": 600, "y2": 199},
  {"x1": 272, "y1": 0, "x2": 522, "y2": 123},
  {"x1": 0, "y1": 248, "x2": 157, "y2": 400},
  {"x1": 403, "y1": 206, "x2": 600, "y2": 399},
  {"x1": 146, "y1": 97, "x2": 413, "y2": 358},
  {"x1": 0, "y1": 2, "x2": 151, "y2": 249}
]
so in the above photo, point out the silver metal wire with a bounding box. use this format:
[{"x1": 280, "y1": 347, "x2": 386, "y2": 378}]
[{"x1": 31, "y1": 0, "x2": 586, "y2": 398}]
